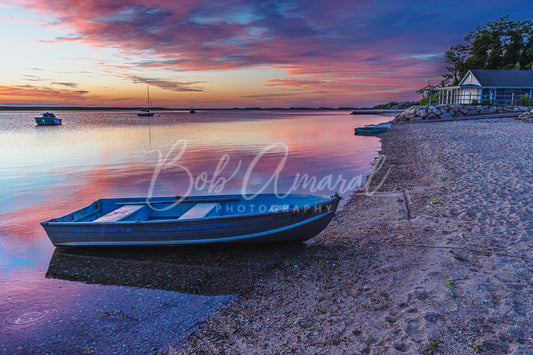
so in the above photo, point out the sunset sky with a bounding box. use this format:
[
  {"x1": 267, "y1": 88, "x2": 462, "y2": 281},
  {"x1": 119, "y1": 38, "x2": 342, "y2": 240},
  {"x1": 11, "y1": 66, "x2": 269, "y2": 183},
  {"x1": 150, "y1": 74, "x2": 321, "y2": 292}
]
[{"x1": 1, "y1": 1, "x2": 532, "y2": 108}]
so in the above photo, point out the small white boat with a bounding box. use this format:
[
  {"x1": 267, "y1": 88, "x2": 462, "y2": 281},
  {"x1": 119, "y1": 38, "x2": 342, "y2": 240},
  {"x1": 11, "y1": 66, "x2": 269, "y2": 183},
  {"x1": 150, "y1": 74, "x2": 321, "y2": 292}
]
[
  {"x1": 137, "y1": 85, "x2": 155, "y2": 116},
  {"x1": 137, "y1": 110, "x2": 154, "y2": 117},
  {"x1": 35, "y1": 112, "x2": 62, "y2": 125},
  {"x1": 41, "y1": 194, "x2": 341, "y2": 246}
]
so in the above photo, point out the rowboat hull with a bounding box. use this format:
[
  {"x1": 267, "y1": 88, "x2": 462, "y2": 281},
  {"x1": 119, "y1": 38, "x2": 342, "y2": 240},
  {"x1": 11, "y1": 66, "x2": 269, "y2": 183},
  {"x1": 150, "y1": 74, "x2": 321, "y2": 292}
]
[{"x1": 41, "y1": 194, "x2": 341, "y2": 246}]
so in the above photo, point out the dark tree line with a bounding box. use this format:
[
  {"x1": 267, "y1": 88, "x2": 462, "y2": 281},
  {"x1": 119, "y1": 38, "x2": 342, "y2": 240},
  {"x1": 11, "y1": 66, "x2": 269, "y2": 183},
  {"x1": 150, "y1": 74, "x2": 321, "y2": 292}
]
[{"x1": 443, "y1": 15, "x2": 533, "y2": 86}]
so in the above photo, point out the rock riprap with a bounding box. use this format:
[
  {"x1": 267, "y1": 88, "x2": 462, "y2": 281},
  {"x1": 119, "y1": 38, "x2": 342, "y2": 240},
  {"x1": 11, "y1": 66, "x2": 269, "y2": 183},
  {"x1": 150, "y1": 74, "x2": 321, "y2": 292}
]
[
  {"x1": 394, "y1": 105, "x2": 530, "y2": 122},
  {"x1": 517, "y1": 108, "x2": 533, "y2": 122}
]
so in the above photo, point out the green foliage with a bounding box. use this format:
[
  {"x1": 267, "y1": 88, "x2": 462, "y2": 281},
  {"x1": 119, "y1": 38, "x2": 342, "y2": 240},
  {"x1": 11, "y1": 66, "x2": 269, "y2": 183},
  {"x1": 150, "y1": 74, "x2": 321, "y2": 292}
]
[
  {"x1": 428, "y1": 193, "x2": 441, "y2": 205},
  {"x1": 416, "y1": 82, "x2": 440, "y2": 104},
  {"x1": 427, "y1": 339, "x2": 442, "y2": 355},
  {"x1": 443, "y1": 15, "x2": 533, "y2": 83},
  {"x1": 445, "y1": 44, "x2": 470, "y2": 85},
  {"x1": 445, "y1": 279, "x2": 456, "y2": 298},
  {"x1": 371, "y1": 101, "x2": 419, "y2": 109},
  {"x1": 519, "y1": 93, "x2": 531, "y2": 106},
  {"x1": 418, "y1": 94, "x2": 439, "y2": 106}
]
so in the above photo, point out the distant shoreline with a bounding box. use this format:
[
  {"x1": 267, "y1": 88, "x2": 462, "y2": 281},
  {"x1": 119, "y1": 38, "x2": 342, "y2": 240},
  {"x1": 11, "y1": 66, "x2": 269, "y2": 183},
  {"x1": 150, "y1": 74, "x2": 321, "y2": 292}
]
[
  {"x1": 0, "y1": 106, "x2": 360, "y2": 111},
  {"x1": 350, "y1": 109, "x2": 404, "y2": 114}
]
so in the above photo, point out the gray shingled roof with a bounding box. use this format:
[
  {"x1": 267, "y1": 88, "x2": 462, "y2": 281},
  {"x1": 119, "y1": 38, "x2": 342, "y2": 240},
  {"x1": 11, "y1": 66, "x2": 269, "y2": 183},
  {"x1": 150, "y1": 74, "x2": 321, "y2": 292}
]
[{"x1": 470, "y1": 69, "x2": 533, "y2": 87}]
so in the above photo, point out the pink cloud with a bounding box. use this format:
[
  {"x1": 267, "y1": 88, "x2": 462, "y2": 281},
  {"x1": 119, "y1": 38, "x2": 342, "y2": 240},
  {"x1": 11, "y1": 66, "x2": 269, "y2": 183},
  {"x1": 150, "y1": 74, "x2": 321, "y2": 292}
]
[
  {"x1": 21, "y1": 1, "x2": 444, "y2": 68},
  {"x1": 124, "y1": 75, "x2": 204, "y2": 92},
  {"x1": 18, "y1": 0, "x2": 501, "y2": 105}
]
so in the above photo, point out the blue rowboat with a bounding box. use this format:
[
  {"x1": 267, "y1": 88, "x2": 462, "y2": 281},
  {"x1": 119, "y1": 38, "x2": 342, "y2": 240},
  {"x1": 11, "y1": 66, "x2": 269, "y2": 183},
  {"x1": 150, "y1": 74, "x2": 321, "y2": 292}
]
[
  {"x1": 41, "y1": 194, "x2": 341, "y2": 246},
  {"x1": 354, "y1": 123, "x2": 391, "y2": 136}
]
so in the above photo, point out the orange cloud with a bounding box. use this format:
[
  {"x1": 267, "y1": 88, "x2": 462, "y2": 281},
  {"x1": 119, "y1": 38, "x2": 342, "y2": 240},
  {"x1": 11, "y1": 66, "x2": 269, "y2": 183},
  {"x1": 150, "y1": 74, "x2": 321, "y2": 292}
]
[{"x1": 0, "y1": 85, "x2": 88, "y2": 99}]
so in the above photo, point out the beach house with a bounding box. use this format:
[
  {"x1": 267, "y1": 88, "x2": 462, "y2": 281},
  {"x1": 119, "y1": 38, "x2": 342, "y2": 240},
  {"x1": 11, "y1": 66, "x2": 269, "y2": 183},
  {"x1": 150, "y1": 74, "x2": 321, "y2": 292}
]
[{"x1": 437, "y1": 69, "x2": 533, "y2": 105}]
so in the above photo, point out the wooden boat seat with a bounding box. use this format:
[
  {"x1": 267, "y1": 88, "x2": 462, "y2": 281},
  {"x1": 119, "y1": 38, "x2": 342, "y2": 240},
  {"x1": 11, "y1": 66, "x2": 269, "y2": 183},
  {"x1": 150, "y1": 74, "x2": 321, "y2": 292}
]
[
  {"x1": 94, "y1": 204, "x2": 147, "y2": 222},
  {"x1": 178, "y1": 203, "x2": 220, "y2": 220}
]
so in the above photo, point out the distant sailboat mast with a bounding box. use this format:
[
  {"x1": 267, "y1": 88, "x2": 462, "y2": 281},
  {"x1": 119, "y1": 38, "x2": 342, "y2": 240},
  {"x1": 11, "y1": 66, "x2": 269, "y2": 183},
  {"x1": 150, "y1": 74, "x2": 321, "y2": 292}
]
[{"x1": 145, "y1": 85, "x2": 151, "y2": 111}]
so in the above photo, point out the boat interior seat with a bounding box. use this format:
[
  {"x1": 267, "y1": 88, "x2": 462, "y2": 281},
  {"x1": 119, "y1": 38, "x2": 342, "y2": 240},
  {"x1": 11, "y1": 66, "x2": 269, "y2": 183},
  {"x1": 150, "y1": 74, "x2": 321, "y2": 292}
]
[
  {"x1": 93, "y1": 204, "x2": 148, "y2": 222},
  {"x1": 178, "y1": 203, "x2": 220, "y2": 220}
]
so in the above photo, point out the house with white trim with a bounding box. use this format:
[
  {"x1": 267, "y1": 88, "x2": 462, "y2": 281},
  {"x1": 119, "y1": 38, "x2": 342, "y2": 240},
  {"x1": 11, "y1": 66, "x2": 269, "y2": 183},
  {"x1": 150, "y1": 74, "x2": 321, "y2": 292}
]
[{"x1": 437, "y1": 69, "x2": 533, "y2": 105}]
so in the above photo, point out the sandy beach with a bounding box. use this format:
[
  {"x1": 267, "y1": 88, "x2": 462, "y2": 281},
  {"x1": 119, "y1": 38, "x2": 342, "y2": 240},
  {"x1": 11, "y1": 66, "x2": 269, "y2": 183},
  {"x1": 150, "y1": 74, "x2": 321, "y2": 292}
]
[{"x1": 181, "y1": 117, "x2": 533, "y2": 354}]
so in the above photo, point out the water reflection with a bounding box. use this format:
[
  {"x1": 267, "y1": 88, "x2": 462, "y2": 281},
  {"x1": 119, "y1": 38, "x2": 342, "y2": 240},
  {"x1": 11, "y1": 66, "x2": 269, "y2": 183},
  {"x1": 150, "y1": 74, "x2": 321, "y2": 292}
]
[
  {"x1": 46, "y1": 243, "x2": 308, "y2": 296},
  {"x1": 1, "y1": 110, "x2": 386, "y2": 236},
  {"x1": 0, "y1": 109, "x2": 390, "y2": 352},
  {"x1": 0, "y1": 110, "x2": 389, "y2": 337}
]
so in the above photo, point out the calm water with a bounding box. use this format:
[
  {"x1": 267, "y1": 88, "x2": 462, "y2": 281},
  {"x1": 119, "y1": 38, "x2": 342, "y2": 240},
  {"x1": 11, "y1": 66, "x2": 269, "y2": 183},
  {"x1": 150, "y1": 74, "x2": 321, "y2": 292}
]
[{"x1": 0, "y1": 109, "x2": 389, "y2": 352}]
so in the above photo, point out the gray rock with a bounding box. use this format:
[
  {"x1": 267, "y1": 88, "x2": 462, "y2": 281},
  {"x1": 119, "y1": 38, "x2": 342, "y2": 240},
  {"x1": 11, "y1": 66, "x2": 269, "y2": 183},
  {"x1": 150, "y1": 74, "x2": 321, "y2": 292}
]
[{"x1": 395, "y1": 104, "x2": 531, "y2": 122}]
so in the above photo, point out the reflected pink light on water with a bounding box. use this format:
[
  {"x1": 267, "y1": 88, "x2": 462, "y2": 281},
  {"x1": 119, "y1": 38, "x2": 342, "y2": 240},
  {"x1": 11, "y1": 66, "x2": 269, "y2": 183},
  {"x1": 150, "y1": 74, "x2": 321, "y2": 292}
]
[
  {"x1": 0, "y1": 110, "x2": 390, "y2": 352},
  {"x1": 0, "y1": 110, "x2": 388, "y2": 279}
]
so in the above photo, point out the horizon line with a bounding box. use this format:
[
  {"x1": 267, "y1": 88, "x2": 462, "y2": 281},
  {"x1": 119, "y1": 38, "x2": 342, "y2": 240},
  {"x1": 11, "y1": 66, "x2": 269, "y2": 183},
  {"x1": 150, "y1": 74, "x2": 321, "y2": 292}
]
[{"x1": 0, "y1": 106, "x2": 369, "y2": 111}]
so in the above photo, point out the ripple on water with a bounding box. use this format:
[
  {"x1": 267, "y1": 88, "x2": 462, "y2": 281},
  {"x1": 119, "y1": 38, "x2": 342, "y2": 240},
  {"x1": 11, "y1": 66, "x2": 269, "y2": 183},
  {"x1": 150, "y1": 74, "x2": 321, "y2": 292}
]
[{"x1": 3, "y1": 304, "x2": 54, "y2": 329}]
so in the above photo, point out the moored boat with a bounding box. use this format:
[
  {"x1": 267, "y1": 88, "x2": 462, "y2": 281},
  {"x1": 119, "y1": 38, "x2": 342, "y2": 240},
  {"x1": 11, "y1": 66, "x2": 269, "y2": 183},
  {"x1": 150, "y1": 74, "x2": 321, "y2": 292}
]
[
  {"x1": 137, "y1": 85, "x2": 155, "y2": 116},
  {"x1": 41, "y1": 194, "x2": 341, "y2": 246},
  {"x1": 35, "y1": 112, "x2": 62, "y2": 125},
  {"x1": 137, "y1": 111, "x2": 154, "y2": 117},
  {"x1": 354, "y1": 123, "x2": 391, "y2": 136}
]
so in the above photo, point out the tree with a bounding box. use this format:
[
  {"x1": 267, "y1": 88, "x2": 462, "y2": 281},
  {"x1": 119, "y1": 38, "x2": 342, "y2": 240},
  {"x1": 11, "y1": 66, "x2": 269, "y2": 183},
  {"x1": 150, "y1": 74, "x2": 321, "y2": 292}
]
[
  {"x1": 443, "y1": 15, "x2": 533, "y2": 85},
  {"x1": 416, "y1": 81, "x2": 439, "y2": 105},
  {"x1": 444, "y1": 44, "x2": 469, "y2": 85}
]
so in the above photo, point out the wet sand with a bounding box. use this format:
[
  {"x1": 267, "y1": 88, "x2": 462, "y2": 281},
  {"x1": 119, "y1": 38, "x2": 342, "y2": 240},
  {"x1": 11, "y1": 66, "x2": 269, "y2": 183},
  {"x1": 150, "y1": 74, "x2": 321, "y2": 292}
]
[{"x1": 181, "y1": 117, "x2": 533, "y2": 354}]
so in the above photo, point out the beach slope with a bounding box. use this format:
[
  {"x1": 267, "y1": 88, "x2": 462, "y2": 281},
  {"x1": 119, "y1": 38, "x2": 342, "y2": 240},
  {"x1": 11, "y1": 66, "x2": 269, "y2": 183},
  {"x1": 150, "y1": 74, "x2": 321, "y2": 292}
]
[{"x1": 183, "y1": 117, "x2": 532, "y2": 354}]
